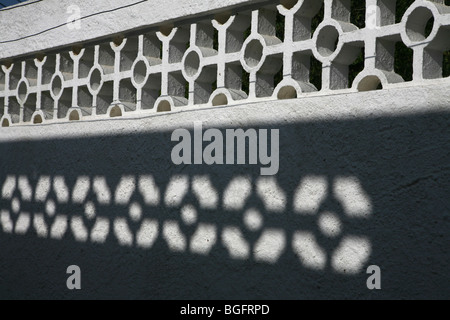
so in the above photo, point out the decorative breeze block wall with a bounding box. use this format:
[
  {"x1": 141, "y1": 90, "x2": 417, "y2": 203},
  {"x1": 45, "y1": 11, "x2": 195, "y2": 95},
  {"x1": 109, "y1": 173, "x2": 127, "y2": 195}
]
[{"x1": 0, "y1": 0, "x2": 449, "y2": 127}]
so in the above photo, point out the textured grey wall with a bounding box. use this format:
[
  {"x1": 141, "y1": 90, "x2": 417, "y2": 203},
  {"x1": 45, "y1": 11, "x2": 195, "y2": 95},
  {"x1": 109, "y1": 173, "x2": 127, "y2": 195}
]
[{"x1": 0, "y1": 86, "x2": 449, "y2": 299}]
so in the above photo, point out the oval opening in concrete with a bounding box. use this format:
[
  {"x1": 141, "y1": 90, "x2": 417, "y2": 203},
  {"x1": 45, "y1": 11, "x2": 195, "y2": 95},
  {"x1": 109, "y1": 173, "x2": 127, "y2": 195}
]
[
  {"x1": 18, "y1": 81, "x2": 28, "y2": 102},
  {"x1": 316, "y1": 25, "x2": 340, "y2": 57},
  {"x1": 51, "y1": 75, "x2": 63, "y2": 97},
  {"x1": 406, "y1": 7, "x2": 435, "y2": 43},
  {"x1": 133, "y1": 60, "x2": 148, "y2": 85},
  {"x1": 184, "y1": 51, "x2": 201, "y2": 78},
  {"x1": 244, "y1": 39, "x2": 264, "y2": 69},
  {"x1": 89, "y1": 68, "x2": 102, "y2": 91}
]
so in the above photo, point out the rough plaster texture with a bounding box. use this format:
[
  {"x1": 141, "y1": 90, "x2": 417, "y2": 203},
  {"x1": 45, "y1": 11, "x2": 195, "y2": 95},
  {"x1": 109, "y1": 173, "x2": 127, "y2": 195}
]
[
  {"x1": 0, "y1": 0, "x2": 268, "y2": 59},
  {"x1": 0, "y1": 0, "x2": 449, "y2": 299}
]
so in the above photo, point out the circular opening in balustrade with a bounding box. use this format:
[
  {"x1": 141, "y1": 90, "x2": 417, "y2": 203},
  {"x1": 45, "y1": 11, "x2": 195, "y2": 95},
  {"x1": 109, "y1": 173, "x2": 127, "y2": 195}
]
[
  {"x1": 51, "y1": 74, "x2": 63, "y2": 97},
  {"x1": 277, "y1": 85, "x2": 297, "y2": 100},
  {"x1": 17, "y1": 81, "x2": 28, "y2": 103},
  {"x1": 89, "y1": 68, "x2": 102, "y2": 91},
  {"x1": 157, "y1": 100, "x2": 171, "y2": 112},
  {"x1": 17, "y1": 81, "x2": 28, "y2": 102},
  {"x1": 244, "y1": 39, "x2": 264, "y2": 69},
  {"x1": 280, "y1": 0, "x2": 298, "y2": 10},
  {"x1": 316, "y1": 25, "x2": 340, "y2": 57},
  {"x1": 184, "y1": 50, "x2": 201, "y2": 78},
  {"x1": 133, "y1": 60, "x2": 148, "y2": 85},
  {"x1": 405, "y1": 7, "x2": 435, "y2": 43},
  {"x1": 212, "y1": 93, "x2": 228, "y2": 106}
]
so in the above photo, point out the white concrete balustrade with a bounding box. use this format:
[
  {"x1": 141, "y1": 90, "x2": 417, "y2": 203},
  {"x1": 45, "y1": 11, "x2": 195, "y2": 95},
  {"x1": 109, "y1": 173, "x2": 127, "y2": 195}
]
[{"x1": 0, "y1": 0, "x2": 449, "y2": 126}]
